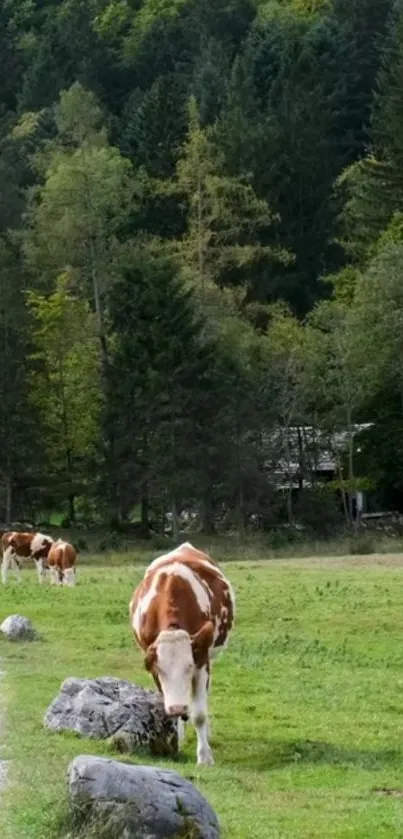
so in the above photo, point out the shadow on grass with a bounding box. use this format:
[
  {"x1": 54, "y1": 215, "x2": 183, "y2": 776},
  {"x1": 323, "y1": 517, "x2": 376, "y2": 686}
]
[{"x1": 222, "y1": 737, "x2": 403, "y2": 772}]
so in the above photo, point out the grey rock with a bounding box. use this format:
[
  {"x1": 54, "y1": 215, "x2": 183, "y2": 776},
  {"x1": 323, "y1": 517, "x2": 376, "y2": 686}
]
[
  {"x1": 68, "y1": 754, "x2": 220, "y2": 839},
  {"x1": 0, "y1": 615, "x2": 39, "y2": 641},
  {"x1": 44, "y1": 676, "x2": 178, "y2": 758}
]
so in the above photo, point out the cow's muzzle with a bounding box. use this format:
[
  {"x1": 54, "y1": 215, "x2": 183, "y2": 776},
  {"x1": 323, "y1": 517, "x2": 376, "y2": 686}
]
[{"x1": 167, "y1": 704, "x2": 189, "y2": 719}]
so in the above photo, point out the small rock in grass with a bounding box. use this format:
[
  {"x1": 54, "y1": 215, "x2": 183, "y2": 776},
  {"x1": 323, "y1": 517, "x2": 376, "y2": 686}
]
[
  {"x1": 0, "y1": 615, "x2": 39, "y2": 641},
  {"x1": 68, "y1": 754, "x2": 220, "y2": 839},
  {"x1": 44, "y1": 676, "x2": 178, "y2": 758}
]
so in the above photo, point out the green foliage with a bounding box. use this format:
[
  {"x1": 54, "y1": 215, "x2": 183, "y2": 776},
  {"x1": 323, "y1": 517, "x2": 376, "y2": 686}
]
[
  {"x1": 24, "y1": 84, "x2": 135, "y2": 299},
  {"x1": 26, "y1": 276, "x2": 102, "y2": 516},
  {"x1": 0, "y1": 0, "x2": 401, "y2": 528},
  {"x1": 105, "y1": 253, "x2": 220, "y2": 519},
  {"x1": 171, "y1": 97, "x2": 288, "y2": 293},
  {"x1": 0, "y1": 236, "x2": 43, "y2": 520}
]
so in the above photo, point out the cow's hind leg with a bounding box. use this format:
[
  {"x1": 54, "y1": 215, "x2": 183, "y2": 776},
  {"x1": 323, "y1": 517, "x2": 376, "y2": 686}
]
[
  {"x1": 191, "y1": 665, "x2": 214, "y2": 766},
  {"x1": 2, "y1": 548, "x2": 21, "y2": 584},
  {"x1": 12, "y1": 555, "x2": 22, "y2": 583},
  {"x1": 1, "y1": 548, "x2": 11, "y2": 584},
  {"x1": 63, "y1": 567, "x2": 75, "y2": 587}
]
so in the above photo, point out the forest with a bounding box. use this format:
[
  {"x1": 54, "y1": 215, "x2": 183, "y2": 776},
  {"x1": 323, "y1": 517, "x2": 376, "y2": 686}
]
[{"x1": 1, "y1": 0, "x2": 403, "y2": 539}]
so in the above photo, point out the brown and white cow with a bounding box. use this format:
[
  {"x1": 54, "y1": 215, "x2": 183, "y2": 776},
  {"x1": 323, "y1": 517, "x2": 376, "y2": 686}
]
[
  {"x1": 129, "y1": 541, "x2": 235, "y2": 765},
  {"x1": 1, "y1": 531, "x2": 54, "y2": 585},
  {"x1": 46, "y1": 539, "x2": 77, "y2": 586}
]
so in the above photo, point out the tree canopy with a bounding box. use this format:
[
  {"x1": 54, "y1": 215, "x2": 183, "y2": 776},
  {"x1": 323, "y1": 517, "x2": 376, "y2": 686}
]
[{"x1": 0, "y1": 0, "x2": 402, "y2": 534}]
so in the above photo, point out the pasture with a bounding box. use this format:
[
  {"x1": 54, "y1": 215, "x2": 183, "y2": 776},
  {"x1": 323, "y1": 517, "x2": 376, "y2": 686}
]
[{"x1": 2, "y1": 551, "x2": 403, "y2": 837}]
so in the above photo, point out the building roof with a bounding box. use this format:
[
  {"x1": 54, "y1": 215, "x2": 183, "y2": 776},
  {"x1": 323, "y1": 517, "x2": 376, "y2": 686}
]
[{"x1": 269, "y1": 423, "x2": 373, "y2": 489}]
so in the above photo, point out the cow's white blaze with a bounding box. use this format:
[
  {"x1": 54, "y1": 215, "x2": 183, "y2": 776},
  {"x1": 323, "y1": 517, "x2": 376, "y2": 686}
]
[{"x1": 156, "y1": 629, "x2": 194, "y2": 713}]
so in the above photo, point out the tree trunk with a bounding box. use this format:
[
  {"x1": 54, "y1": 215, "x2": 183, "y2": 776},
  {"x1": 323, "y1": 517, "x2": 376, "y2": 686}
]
[
  {"x1": 5, "y1": 471, "x2": 12, "y2": 525},
  {"x1": 297, "y1": 425, "x2": 304, "y2": 490},
  {"x1": 201, "y1": 490, "x2": 215, "y2": 535},
  {"x1": 140, "y1": 486, "x2": 150, "y2": 536},
  {"x1": 236, "y1": 482, "x2": 246, "y2": 534},
  {"x1": 171, "y1": 498, "x2": 180, "y2": 542},
  {"x1": 337, "y1": 458, "x2": 350, "y2": 527},
  {"x1": 346, "y1": 408, "x2": 356, "y2": 531},
  {"x1": 67, "y1": 493, "x2": 75, "y2": 523},
  {"x1": 286, "y1": 487, "x2": 294, "y2": 526}
]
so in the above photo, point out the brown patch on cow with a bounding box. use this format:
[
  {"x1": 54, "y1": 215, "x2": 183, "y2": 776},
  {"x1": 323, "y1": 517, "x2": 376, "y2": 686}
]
[
  {"x1": 191, "y1": 620, "x2": 215, "y2": 668},
  {"x1": 129, "y1": 543, "x2": 235, "y2": 671},
  {"x1": 1, "y1": 531, "x2": 53, "y2": 561},
  {"x1": 47, "y1": 540, "x2": 76, "y2": 572},
  {"x1": 143, "y1": 644, "x2": 162, "y2": 691}
]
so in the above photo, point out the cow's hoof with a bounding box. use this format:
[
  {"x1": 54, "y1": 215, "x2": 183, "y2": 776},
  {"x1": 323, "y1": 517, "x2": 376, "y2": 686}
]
[{"x1": 197, "y1": 749, "x2": 214, "y2": 766}]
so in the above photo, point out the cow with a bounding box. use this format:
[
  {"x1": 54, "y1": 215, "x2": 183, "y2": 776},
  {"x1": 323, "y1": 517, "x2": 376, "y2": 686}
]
[
  {"x1": 46, "y1": 539, "x2": 77, "y2": 586},
  {"x1": 1, "y1": 531, "x2": 54, "y2": 585},
  {"x1": 129, "y1": 541, "x2": 235, "y2": 766}
]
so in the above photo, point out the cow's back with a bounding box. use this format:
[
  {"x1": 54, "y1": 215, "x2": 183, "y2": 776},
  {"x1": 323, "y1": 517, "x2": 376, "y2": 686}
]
[
  {"x1": 48, "y1": 540, "x2": 76, "y2": 569},
  {"x1": 130, "y1": 542, "x2": 235, "y2": 652}
]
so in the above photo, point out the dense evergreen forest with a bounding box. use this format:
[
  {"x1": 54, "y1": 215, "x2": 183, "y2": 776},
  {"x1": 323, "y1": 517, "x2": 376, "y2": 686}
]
[{"x1": 1, "y1": 0, "x2": 403, "y2": 537}]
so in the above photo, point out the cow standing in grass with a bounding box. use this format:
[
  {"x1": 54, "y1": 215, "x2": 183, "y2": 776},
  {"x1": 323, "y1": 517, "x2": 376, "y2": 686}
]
[
  {"x1": 1, "y1": 531, "x2": 54, "y2": 584},
  {"x1": 129, "y1": 541, "x2": 235, "y2": 765},
  {"x1": 47, "y1": 539, "x2": 77, "y2": 586}
]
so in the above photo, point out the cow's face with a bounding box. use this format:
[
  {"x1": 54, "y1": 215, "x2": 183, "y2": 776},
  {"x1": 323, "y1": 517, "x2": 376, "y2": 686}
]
[{"x1": 145, "y1": 622, "x2": 214, "y2": 718}]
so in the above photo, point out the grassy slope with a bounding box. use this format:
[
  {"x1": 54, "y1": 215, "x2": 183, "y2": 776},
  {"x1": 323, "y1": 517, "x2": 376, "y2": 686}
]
[{"x1": 2, "y1": 552, "x2": 403, "y2": 837}]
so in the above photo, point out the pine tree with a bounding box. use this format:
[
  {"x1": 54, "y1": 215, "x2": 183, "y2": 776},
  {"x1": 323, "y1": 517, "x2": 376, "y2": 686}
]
[
  {"x1": 171, "y1": 96, "x2": 287, "y2": 297},
  {"x1": 26, "y1": 275, "x2": 102, "y2": 522},
  {"x1": 0, "y1": 238, "x2": 43, "y2": 522},
  {"x1": 105, "y1": 254, "x2": 220, "y2": 532}
]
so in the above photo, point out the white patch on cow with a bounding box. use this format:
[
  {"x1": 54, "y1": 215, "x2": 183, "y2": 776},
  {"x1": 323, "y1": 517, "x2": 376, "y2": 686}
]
[
  {"x1": 147, "y1": 541, "x2": 195, "y2": 571},
  {"x1": 137, "y1": 562, "x2": 211, "y2": 628},
  {"x1": 191, "y1": 665, "x2": 214, "y2": 766},
  {"x1": 156, "y1": 629, "x2": 194, "y2": 714},
  {"x1": 168, "y1": 563, "x2": 211, "y2": 614},
  {"x1": 132, "y1": 602, "x2": 142, "y2": 638},
  {"x1": 31, "y1": 532, "x2": 52, "y2": 554}
]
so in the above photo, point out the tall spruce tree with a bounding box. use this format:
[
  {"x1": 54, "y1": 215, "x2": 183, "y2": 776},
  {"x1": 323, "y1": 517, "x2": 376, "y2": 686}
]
[{"x1": 105, "y1": 254, "x2": 221, "y2": 533}]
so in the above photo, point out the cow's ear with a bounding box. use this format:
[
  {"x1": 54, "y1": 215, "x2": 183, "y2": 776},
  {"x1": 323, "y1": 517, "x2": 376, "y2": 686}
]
[
  {"x1": 144, "y1": 643, "x2": 157, "y2": 672},
  {"x1": 191, "y1": 620, "x2": 214, "y2": 663}
]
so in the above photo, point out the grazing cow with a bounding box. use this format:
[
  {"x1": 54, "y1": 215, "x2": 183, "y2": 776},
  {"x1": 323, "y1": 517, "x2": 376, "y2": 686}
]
[
  {"x1": 129, "y1": 541, "x2": 235, "y2": 765},
  {"x1": 46, "y1": 539, "x2": 77, "y2": 586},
  {"x1": 1, "y1": 531, "x2": 54, "y2": 585}
]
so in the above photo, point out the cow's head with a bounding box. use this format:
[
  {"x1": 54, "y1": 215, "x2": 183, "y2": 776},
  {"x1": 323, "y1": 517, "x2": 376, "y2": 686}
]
[{"x1": 144, "y1": 621, "x2": 214, "y2": 718}]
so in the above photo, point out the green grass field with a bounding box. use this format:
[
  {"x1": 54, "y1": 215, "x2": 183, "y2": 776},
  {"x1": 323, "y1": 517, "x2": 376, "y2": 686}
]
[{"x1": 2, "y1": 550, "x2": 403, "y2": 838}]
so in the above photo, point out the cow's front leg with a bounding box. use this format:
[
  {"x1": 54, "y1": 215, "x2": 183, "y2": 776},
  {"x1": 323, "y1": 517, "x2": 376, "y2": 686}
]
[
  {"x1": 1, "y1": 552, "x2": 10, "y2": 584},
  {"x1": 191, "y1": 665, "x2": 214, "y2": 766},
  {"x1": 34, "y1": 558, "x2": 45, "y2": 583},
  {"x1": 177, "y1": 717, "x2": 186, "y2": 748},
  {"x1": 49, "y1": 566, "x2": 60, "y2": 585}
]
